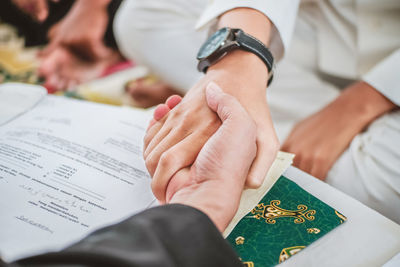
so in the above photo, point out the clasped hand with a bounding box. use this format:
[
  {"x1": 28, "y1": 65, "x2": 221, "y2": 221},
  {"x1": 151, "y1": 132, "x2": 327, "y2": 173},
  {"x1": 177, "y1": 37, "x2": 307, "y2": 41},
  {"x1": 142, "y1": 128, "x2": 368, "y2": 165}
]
[{"x1": 145, "y1": 82, "x2": 257, "y2": 231}]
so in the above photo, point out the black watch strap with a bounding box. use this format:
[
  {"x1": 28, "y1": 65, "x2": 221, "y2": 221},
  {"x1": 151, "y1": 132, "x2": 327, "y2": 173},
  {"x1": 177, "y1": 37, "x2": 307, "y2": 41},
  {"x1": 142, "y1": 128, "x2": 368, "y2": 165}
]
[{"x1": 235, "y1": 29, "x2": 274, "y2": 86}]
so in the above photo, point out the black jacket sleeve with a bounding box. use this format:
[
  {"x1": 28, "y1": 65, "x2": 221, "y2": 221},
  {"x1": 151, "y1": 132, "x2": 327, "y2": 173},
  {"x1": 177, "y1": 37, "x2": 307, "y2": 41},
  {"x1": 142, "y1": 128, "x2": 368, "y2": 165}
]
[{"x1": 10, "y1": 204, "x2": 242, "y2": 267}]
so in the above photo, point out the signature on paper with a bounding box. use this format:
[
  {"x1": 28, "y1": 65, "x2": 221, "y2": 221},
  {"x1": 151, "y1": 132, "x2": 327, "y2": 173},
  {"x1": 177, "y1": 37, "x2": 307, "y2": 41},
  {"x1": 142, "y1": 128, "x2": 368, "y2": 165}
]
[{"x1": 15, "y1": 215, "x2": 54, "y2": 234}]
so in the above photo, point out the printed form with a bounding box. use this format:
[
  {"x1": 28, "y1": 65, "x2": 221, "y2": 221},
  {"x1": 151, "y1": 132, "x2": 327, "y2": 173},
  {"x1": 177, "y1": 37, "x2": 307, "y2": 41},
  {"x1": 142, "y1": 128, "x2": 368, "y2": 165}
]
[{"x1": 0, "y1": 95, "x2": 156, "y2": 262}]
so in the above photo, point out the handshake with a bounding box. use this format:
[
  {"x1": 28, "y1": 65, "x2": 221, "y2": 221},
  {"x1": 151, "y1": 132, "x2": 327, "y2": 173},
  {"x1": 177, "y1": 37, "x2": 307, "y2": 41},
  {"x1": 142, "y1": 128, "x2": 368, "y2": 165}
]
[{"x1": 144, "y1": 82, "x2": 257, "y2": 232}]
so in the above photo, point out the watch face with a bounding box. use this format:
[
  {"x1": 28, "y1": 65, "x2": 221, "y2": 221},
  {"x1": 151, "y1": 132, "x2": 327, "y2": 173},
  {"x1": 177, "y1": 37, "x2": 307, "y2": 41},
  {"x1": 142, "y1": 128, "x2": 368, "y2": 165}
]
[{"x1": 197, "y1": 27, "x2": 230, "y2": 60}]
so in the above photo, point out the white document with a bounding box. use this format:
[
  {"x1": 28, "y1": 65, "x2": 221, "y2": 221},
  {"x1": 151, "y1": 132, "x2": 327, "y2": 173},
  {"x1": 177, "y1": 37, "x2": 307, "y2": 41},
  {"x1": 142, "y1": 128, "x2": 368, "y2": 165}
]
[
  {"x1": 0, "y1": 89, "x2": 155, "y2": 262},
  {"x1": 0, "y1": 83, "x2": 47, "y2": 126}
]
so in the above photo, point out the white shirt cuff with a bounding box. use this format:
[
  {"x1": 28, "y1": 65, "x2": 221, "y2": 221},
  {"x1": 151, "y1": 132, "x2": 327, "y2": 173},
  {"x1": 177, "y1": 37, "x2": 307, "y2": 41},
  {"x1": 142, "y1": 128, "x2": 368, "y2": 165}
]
[
  {"x1": 195, "y1": 0, "x2": 299, "y2": 61},
  {"x1": 363, "y1": 49, "x2": 400, "y2": 106}
]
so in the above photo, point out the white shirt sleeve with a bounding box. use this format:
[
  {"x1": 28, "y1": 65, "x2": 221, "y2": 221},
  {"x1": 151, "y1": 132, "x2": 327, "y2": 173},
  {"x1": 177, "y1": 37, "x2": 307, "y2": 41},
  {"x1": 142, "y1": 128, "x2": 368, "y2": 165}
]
[
  {"x1": 195, "y1": 0, "x2": 300, "y2": 61},
  {"x1": 363, "y1": 49, "x2": 400, "y2": 106}
]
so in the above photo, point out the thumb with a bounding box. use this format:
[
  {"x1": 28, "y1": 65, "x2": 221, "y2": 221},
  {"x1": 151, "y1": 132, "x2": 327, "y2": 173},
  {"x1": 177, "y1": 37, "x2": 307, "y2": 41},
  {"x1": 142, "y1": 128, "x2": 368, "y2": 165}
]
[
  {"x1": 206, "y1": 81, "x2": 247, "y2": 123},
  {"x1": 205, "y1": 81, "x2": 257, "y2": 152}
]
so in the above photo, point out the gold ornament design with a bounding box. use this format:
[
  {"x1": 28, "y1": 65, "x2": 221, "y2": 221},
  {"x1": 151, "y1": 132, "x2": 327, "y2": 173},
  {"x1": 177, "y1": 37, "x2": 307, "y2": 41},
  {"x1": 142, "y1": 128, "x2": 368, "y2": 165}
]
[
  {"x1": 243, "y1": 262, "x2": 254, "y2": 267},
  {"x1": 249, "y1": 200, "x2": 316, "y2": 224},
  {"x1": 307, "y1": 228, "x2": 321, "y2": 234},
  {"x1": 279, "y1": 246, "x2": 306, "y2": 263},
  {"x1": 335, "y1": 210, "x2": 347, "y2": 223},
  {"x1": 235, "y1": 236, "x2": 245, "y2": 245}
]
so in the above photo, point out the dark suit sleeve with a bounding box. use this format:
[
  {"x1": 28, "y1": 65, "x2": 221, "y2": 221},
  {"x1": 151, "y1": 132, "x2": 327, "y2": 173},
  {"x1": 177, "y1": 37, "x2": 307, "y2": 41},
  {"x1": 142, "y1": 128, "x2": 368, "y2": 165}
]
[{"x1": 12, "y1": 204, "x2": 242, "y2": 267}]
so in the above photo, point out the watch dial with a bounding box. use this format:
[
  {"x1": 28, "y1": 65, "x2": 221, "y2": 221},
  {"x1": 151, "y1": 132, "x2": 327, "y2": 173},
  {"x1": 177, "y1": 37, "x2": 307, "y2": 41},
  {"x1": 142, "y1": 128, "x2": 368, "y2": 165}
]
[{"x1": 197, "y1": 28, "x2": 230, "y2": 59}]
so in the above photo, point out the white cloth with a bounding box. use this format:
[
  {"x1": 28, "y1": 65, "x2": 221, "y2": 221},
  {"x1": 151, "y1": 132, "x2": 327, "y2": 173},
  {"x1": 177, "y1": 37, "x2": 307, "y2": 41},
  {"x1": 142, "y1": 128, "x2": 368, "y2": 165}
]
[
  {"x1": 113, "y1": 0, "x2": 299, "y2": 91},
  {"x1": 195, "y1": 0, "x2": 300, "y2": 61},
  {"x1": 291, "y1": 0, "x2": 400, "y2": 105},
  {"x1": 363, "y1": 49, "x2": 400, "y2": 106},
  {"x1": 113, "y1": 0, "x2": 208, "y2": 93}
]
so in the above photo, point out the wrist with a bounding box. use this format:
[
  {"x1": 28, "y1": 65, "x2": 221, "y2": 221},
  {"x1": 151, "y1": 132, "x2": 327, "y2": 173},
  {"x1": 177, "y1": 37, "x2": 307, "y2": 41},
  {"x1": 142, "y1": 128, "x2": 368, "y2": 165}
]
[
  {"x1": 169, "y1": 180, "x2": 240, "y2": 232},
  {"x1": 206, "y1": 50, "x2": 269, "y2": 95},
  {"x1": 337, "y1": 81, "x2": 396, "y2": 127}
]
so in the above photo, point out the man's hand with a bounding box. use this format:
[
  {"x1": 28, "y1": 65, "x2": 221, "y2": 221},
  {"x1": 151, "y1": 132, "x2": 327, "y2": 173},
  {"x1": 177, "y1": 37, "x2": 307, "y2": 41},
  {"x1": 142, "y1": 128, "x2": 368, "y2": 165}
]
[
  {"x1": 147, "y1": 82, "x2": 257, "y2": 231},
  {"x1": 282, "y1": 81, "x2": 397, "y2": 179}
]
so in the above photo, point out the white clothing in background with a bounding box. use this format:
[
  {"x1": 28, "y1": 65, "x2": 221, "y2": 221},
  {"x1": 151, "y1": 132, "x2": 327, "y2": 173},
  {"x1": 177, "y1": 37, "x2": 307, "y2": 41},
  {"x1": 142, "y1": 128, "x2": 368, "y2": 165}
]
[
  {"x1": 113, "y1": 0, "x2": 300, "y2": 92},
  {"x1": 113, "y1": 0, "x2": 400, "y2": 223},
  {"x1": 113, "y1": 0, "x2": 208, "y2": 92},
  {"x1": 290, "y1": 0, "x2": 400, "y2": 105}
]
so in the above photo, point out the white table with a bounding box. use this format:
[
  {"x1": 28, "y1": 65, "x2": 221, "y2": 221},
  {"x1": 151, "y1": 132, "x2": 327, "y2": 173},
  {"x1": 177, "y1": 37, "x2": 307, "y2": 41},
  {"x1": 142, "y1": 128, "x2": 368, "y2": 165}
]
[{"x1": 281, "y1": 166, "x2": 400, "y2": 266}]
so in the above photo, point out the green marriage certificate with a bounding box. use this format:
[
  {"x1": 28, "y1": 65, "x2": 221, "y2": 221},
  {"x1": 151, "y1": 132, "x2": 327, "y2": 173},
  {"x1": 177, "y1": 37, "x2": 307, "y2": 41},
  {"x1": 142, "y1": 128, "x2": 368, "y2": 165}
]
[{"x1": 226, "y1": 176, "x2": 347, "y2": 267}]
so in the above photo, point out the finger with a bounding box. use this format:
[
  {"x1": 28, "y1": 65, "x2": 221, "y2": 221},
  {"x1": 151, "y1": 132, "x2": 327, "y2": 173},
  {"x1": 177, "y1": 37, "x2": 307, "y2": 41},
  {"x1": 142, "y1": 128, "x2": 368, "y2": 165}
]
[
  {"x1": 146, "y1": 105, "x2": 170, "y2": 131},
  {"x1": 147, "y1": 103, "x2": 173, "y2": 132},
  {"x1": 154, "y1": 104, "x2": 170, "y2": 121},
  {"x1": 47, "y1": 23, "x2": 60, "y2": 41},
  {"x1": 164, "y1": 168, "x2": 190, "y2": 203},
  {"x1": 207, "y1": 82, "x2": 278, "y2": 189},
  {"x1": 145, "y1": 126, "x2": 194, "y2": 176},
  {"x1": 38, "y1": 48, "x2": 63, "y2": 77},
  {"x1": 166, "y1": 95, "x2": 182, "y2": 109},
  {"x1": 296, "y1": 155, "x2": 313, "y2": 175},
  {"x1": 310, "y1": 165, "x2": 327, "y2": 181},
  {"x1": 128, "y1": 81, "x2": 166, "y2": 108},
  {"x1": 147, "y1": 119, "x2": 157, "y2": 131},
  {"x1": 245, "y1": 136, "x2": 278, "y2": 188},
  {"x1": 35, "y1": 0, "x2": 49, "y2": 22},
  {"x1": 40, "y1": 41, "x2": 60, "y2": 59},
  {"x1": 206, "y1": 82, "x2": 249, "y2": 123},
  {"x1": 205, "y1": 81, "x2": 257, "y2": 177},
  {"x1": 150, "y1": 134, "x2": 199, "y2": 202},
  {"x1": 309, "y1": 154, "x2": 330, "y2": 180},
  {"x1": 143, "y1": 119, "x2": 169, "y2": 154},
  {"x1": 46, "y1": 74, "x2": 60, "y2": 90}
]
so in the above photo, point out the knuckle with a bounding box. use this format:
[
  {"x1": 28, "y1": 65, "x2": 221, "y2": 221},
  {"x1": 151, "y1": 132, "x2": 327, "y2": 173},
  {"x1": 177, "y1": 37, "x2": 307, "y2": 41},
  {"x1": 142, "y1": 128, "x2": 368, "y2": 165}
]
[
  {"x1": 143, "y1": 133, "x2": 153, "y2": 147},
  {"x1": 314, "y1": 153, "x2": 327, "y2": 165},
  {"x1": 205, "y1": 116, "x2": 220, "y2": 132},
  {"x1": 145, "y1": 153, "x2": 158, "y2": 175},
  {"x1": 159, "y1": 151, "x2": 175, "y2": 169}
]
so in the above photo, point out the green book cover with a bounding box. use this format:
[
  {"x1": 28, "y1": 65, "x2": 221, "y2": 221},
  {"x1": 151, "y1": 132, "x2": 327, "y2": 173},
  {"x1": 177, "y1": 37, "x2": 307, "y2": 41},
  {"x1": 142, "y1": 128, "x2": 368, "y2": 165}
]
[{"x1": 226, "y1": 176, "x2": 347, "y2": 266}]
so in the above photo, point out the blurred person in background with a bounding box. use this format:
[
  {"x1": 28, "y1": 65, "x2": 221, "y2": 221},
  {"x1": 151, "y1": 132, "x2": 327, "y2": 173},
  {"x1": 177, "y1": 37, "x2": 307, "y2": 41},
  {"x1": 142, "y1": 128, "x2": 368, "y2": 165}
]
[{"x1": 117, "y1": 0, "x2": 400, "y2": 223}]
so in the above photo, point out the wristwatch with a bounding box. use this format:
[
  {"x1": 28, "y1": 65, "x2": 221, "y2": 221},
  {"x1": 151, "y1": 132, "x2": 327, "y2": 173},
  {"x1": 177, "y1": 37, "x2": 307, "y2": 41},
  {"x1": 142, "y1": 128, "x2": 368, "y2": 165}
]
[{"x1": 197, "y1": 27, "x2": 275, "y2": 86}]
